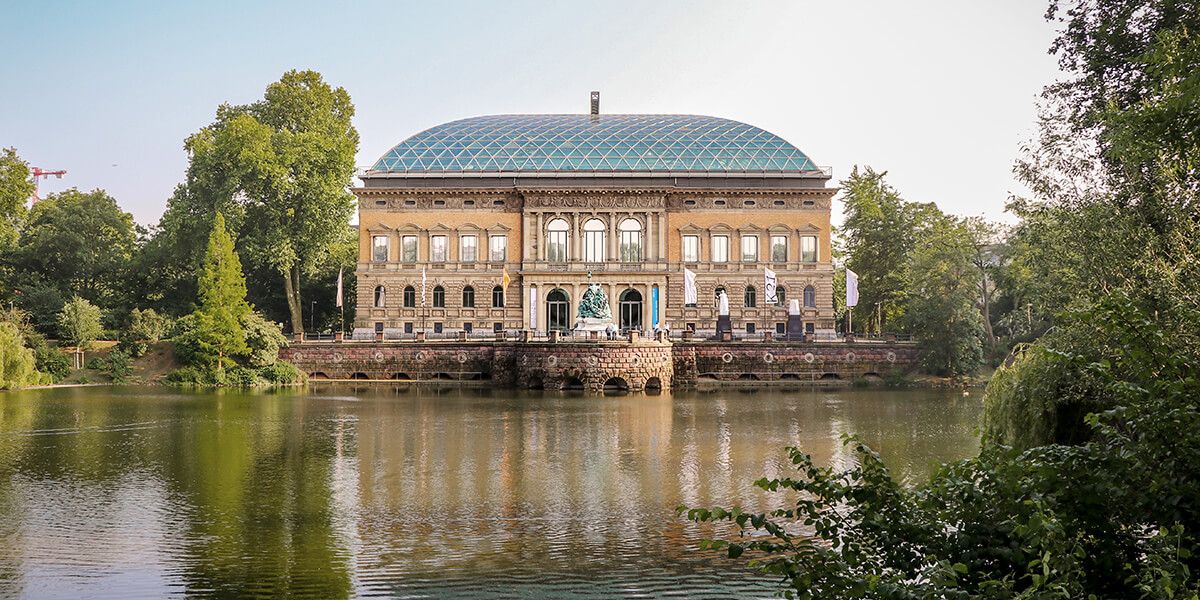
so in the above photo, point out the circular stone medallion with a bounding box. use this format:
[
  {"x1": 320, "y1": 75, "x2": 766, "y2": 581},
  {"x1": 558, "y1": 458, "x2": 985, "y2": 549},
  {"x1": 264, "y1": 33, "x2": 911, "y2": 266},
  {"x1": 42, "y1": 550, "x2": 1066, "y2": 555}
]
[
  {"x1": 846, "y1": 352, "x2": 857, "y2": 363},
  {"x1": 763, "y1": 352, "x2": 775, "y2": 364},
  {"x1": 803, "y1": 352, "x2": 815, "y2": 363},
  {"x1": 886, "y1": 351, "x2": 897, "y2": 363},
  {"x1": 373, "y1": 352, "x2": 385, "y2": 363},
  {"x1": 546, "y1": 355, "x2": 558, "y2": 368},
  {"x1": 721, "y1": 352, "x2": 734, "y2": 364},
  {"x1": 332, "y1": 353, "x2": 343, "y2": 364}
]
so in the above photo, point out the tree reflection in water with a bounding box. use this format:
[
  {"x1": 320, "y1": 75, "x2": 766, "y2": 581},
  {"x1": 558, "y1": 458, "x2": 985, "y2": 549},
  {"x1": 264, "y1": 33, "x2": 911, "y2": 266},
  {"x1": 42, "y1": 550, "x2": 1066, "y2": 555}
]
[{"x1": 0, "y1": 385, "x2": 980, "y2": 599}]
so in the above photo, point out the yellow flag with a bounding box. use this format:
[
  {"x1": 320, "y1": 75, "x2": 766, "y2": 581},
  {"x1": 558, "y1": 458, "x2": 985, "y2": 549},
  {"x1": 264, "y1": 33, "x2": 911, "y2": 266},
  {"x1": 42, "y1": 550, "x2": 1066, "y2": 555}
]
[{"x1": 501, "y1": 267, "x2": 511, "y2": 290}]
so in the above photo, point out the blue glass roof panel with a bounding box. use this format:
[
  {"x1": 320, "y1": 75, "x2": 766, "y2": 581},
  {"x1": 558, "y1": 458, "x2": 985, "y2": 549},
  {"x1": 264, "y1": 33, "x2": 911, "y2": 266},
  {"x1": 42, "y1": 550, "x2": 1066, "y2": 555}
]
[{"x1": 370, "y1": 114, "x2": 818, "y2": 173}]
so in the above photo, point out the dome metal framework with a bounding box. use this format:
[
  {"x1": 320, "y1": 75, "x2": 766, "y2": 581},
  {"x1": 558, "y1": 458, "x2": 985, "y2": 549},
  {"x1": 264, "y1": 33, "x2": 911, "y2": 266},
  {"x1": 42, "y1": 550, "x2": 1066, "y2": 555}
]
[{"x1": 369, "y1": 114, "x2": 821, "y2": 175}]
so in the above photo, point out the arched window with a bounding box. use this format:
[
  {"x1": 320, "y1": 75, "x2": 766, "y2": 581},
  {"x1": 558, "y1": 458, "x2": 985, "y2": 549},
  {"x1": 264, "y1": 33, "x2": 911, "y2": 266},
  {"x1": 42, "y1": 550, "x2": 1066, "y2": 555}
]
[
  {"x1": 433, "y1": 285, "x2": 445, "y2": 308},
  {"x1": 492, "y1": 285, "x2": 505, "y2": 307},
  {"x1": 776, "y1": 285, "x2": 787, "y2": 306},
  {"x1": 619, "y1": 218, "x2": 642, "y2": 262},
  {"x1": 547, "y1": 218, "x2": 569, "y2": 262},
  {"x1": 373, "y1": 285, "x2": 386, "y2": 308},
  {"x1": 803, "y1": 285, "x2": 816, "y2": 308},
  {"x1": 462, "y1": 286, "x2": 475, "y2": 308},
  {"x1": 583, "y1": 218, "x2": 606, "y2": 262},
  {"x1": 744, "y1": 286, "x2": 757, "y2": 308},
  {"x1": 403, "y1": 286, "x2": 416, "y2": 308}
]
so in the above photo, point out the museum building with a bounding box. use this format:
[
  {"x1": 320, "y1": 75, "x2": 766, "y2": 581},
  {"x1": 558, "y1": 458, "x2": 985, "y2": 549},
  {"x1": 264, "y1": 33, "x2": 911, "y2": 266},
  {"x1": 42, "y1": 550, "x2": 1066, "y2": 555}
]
[{"x1": 354, "y1": 95, "x2": 836, "y2": 337}]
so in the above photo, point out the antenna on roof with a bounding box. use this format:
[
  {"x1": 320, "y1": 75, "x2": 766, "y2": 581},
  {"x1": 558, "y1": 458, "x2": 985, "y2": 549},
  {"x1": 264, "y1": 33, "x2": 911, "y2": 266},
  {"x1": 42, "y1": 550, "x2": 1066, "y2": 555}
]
[{"x1": 590, "y1": 91, "x2": 600, "y2": 115}]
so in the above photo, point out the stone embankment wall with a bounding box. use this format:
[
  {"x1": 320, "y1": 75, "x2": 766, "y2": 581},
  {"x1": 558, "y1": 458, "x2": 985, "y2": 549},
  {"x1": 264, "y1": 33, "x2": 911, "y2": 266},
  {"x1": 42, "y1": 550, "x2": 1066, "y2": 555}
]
[
  {"x1": 280, "y1": 340, "x2": 919, "y2": 392},
  {"x1": 671, "y1": 342, "x2": 920, "y2": 387},
  {"x1": 280, "y1": 341, "x2": 673, "y2": 393}
]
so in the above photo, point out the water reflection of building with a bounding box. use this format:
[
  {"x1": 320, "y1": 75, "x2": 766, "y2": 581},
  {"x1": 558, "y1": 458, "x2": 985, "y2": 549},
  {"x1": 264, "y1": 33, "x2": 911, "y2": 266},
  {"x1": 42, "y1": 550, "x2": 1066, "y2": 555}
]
[{"x1": 355, "y1": 95, "x2": 836, "y2": 336}]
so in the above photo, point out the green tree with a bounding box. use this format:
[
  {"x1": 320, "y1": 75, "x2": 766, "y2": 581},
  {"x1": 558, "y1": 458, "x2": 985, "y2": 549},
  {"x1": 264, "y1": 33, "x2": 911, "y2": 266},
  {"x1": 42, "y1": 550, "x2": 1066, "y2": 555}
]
[
  {"x1": 192, "y1": 213, "x2": 252, "y2": 370},
  {"x1": 8, "y1": 188, "x2": 139, "y2": 328},
  {"x1": 165, "y1": 70, "x2": 358, "y2": 333},
  {"x1": 905, "y1": 216, "x2": 985, "y2": 377},
  {"x1": 57, "y1": 296, "x2": 102, "y2": 370},
  {"x1": 0, "y1": 147, "x2": 33, "y2": 252},
  {"x1": 838, "y1": 167, "x2": 940, "y2": 334},
  {"x1": 0, "y1": 322, "x2": 40, "y2": 390}
]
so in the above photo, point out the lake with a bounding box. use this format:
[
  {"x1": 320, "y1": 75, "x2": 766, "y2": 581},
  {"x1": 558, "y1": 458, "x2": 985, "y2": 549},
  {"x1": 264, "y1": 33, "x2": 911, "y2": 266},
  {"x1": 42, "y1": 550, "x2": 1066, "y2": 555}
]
[{"x1": 0, "y1": 385, "x2": 982, "y2": 599}]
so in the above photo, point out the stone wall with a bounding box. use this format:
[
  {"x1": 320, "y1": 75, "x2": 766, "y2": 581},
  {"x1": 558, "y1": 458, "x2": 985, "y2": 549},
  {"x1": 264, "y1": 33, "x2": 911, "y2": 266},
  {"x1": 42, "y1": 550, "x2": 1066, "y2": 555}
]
[
  {"x1": 670, "y1": 341, "x2": 920, "y2": 387},
  {"x1": 280, "y1": 340, "x2": 673, "y2": 393},
  {"x1": 280, "y1": 339, "x2": 918, "y2": 392}
]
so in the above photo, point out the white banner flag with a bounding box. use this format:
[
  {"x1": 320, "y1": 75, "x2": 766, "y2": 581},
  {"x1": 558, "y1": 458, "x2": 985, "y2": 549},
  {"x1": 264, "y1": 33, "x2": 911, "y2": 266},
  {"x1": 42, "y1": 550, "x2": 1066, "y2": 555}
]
[
  {"x1": 846, "y1": 268, "x2": 859, "y2": 308},
  {"x1": 421, "y1": 267, "x2": 428, "y2": 307},
  {"x1": 683, "y1": 267, "x2": 698, "y2": 305},
  {"x1": 529, "y1": 287, "x2": 537, "y2": 330},
  {"x1": 335, "y1": 268, "x2": 343, "y2": 308},
  {"x1": 764, "y1": 267, "x2": 777, "y2": 305}
]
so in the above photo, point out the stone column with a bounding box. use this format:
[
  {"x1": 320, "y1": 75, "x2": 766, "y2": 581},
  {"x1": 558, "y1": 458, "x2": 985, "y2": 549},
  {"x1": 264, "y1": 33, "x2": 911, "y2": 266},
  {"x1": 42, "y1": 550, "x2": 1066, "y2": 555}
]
[
  {"x1": 608, "y1": 213, "x2": 618, "y2": 263},
  {"x1": 658, "y1": 211, "x2": 667, "y2": 263}
]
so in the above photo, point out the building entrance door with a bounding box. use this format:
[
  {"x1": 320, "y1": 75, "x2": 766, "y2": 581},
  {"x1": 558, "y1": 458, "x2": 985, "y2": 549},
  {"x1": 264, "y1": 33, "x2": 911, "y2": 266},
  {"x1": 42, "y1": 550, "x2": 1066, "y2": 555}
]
[
  {"x1": 547, "y1": 289, "x2": 570, "y2": 332},
  {"x1": 619, "y1": 289, "x2": 642, "y2": 332}
]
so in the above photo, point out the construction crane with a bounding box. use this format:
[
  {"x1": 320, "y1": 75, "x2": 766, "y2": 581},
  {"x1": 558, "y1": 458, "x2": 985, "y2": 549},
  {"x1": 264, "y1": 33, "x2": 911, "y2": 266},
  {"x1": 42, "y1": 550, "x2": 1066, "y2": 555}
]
[{"x1": 29, "y1": 166, "x2": 67, "y2": 204}]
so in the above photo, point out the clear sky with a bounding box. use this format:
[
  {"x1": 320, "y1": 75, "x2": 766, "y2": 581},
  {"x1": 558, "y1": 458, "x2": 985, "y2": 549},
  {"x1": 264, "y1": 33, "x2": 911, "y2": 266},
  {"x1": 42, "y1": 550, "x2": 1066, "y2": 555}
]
[{"x1": 1, "y1": 0, "x2": 1061, "y2": 226}]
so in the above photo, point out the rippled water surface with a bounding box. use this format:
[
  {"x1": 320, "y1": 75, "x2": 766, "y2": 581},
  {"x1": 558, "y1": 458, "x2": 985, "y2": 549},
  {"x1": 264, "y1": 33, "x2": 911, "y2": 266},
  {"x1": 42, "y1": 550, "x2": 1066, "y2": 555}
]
[{"x1": 0, "y1": 385, "x2": 982, "y2": 598}]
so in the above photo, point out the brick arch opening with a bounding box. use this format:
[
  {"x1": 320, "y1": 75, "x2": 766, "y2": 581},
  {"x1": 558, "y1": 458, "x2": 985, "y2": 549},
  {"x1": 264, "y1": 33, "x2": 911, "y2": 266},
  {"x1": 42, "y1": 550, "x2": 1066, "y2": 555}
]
[
  {"x1": 820, "y1": 373, "x2": 841, "y2": 380},
  {"x1": 561, "y1": 376, "x2": 585, "y2": 391},
  {"x1": 644, "y1": 376, "x2": 663, "y2": 391},
  {"x1": 310, "y1": 372, "x2": 329, "y2": 380},
  {"x1": 349, "y1": 372, "x2": 370, "y2": 380},
  {"x1": 603, "y1": 377, "x2": 629, "y2": 392},
  {"x1": 389, "y1": 372, "x2": 411, "y2": 380}
]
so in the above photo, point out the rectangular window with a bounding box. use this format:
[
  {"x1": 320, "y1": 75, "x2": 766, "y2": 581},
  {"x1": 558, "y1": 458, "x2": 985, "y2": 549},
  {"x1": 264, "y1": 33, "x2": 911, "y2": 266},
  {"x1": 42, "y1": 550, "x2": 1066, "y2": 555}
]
[
  {"x1": 459, "y1": 235, "x2": 477, "y2": 262},
  {"x1": 682, "y1": 235, "x2": 700, "y2": 262},
  {"x1": 711, "y1": 235, "x2": 729, "y2": 263},
  {"x1": 775, "y1": 322, "x2": 786, "y2": 334},
  {"x1": 489, "y1": 235, "x2": 506, "y2": 263},
  {"x1": 771, "y1": 235, "x2": 788, "y2": 262},
  {"x1": 371, "y1": 235, "x2": 388, "y2": 262},
  {"x1": 404, "y1": 322, "x2": 413, "y2": 334},
  {"x1": 547, "y1": 229, "x2": 568, "y2": 262},
  {"x1": 463, "y1": 322, "x2": 473, "y2": 333},
  {"x1": 801, "y1": 235, "x2": 818, "y2": 262},
  {"x1": 401, "y1": 235, "x2": 418, "y2": 263},
  {"x1": 746, "y1": 323, "x2": 756, "y2": 334},
  {"x1": 741, "y1": 235, "x2": 758, "y2": 262},
  {"x1": 434, "y1": 322, "x2": 443, "y2": 334},
  {"x1": 430, "y1": 235, "x2": 447, "y2": 263}
]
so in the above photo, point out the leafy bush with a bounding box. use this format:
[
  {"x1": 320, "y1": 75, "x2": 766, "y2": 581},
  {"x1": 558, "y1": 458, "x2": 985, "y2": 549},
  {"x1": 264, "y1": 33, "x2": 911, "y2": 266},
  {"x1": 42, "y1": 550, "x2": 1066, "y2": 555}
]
[
  {"x1": 33, "y1": 343, "x2": 71, "y2": 382},
  {"x1": 118, "y1": 308, "x2": 171, "y2": 358},
  {"x1": 223, "y1": 366, "x2": 261, "y2": 387},
  {"x1": 682, "y1": 299, "x2": 1200, "y2": 599},
  {"x1": 163, "y1": 366, "x2": 216, "y2": 386},
  {"x1": 102, "y1": 349, "x2": 133, "y2": 384},
  {"x1": 242, "y1": 312, "x2": 287, "y2": 367},
  {"x1": 0, "y1": 322, "x2": 40, "y2": 390},
  {"x1": 258, "y1": 360, "x2": 303, "y2": 385}
]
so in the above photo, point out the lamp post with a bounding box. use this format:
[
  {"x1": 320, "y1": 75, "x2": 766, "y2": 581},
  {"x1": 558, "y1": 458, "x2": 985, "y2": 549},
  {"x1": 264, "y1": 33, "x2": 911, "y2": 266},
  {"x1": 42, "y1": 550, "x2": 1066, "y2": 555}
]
[{"x1": 310, "y1": 301, "x2": 316, "y2": 334}]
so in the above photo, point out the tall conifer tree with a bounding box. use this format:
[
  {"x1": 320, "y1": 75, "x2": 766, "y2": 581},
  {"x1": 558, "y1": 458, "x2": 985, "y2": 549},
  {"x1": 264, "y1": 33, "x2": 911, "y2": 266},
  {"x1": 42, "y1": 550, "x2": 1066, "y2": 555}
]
[{"x1": 195, "y1": 213, "x2": 251, "y2": 370}]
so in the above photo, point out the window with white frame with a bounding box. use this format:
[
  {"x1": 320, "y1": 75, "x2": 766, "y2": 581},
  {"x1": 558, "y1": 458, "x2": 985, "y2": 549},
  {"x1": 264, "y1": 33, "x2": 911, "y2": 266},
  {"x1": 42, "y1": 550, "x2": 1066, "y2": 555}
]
[
  {"x1": 430, "y1": 235, "x2": 447, "y2": 263},
  {"x1": 371, "y1": 236, "x2": 388, "y2": 262},
  {"x1": 771, "y1": 235, "x2": 788, "y2": 262},
  {"x1": 489, "y1": 235, "x2": 507, "y2": 262},
  {"x1": 619, "y1": 218, "x2": 642, "y2": 262},
  {"x1": 801, "y1": 235, "x2": 818, "y2": 262},
  {"x1": 401, "y1": 235, "x2": 418, "y2": 263},
  {"x1": 459, "y1": 235, "x2": 477, "y2": 262},
  {"x1": 682, "y1": 235, "x2": 700, "y2": 262},
  {"x1": 583, "y1": 218, "x2": 606, "y2": 262},
  {"x1": 547, "y1": 218, "x2": 569, "y2": 262},
  {"x1": 741, "y1": 235, "x2": 758, "y2": 262},
  {"x1": 711, "y1": 235, "x2": 729, "y2": 263}
]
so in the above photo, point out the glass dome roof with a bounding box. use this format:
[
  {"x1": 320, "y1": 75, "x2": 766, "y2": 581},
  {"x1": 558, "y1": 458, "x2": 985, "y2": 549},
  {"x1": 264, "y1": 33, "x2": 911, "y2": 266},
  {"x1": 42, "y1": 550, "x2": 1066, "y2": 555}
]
[{"x1": 369, "y1": 114, "x2": 820, "y2": 174}]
